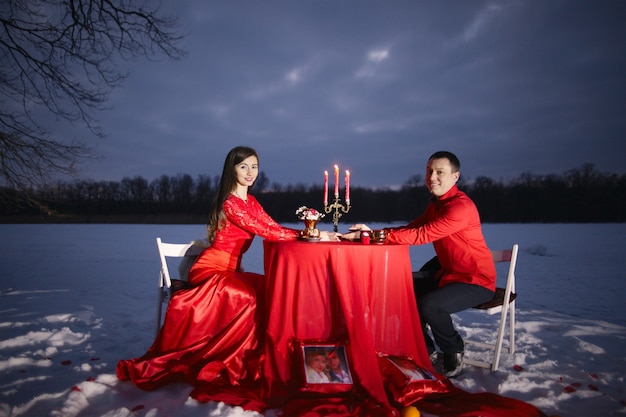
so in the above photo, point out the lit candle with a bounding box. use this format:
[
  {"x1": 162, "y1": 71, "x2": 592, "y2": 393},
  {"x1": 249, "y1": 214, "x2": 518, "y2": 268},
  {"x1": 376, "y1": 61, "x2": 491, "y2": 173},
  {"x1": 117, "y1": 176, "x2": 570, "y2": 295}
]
[
  {"x1": 323, "y1": 171, "x2": 329, "y2": 205},
  {"x1": 334, "y1": 165, "x2": 339, "y2": 198},
  {"x1": 345, "y1": 170, "x2": 350, "y2": 204}
]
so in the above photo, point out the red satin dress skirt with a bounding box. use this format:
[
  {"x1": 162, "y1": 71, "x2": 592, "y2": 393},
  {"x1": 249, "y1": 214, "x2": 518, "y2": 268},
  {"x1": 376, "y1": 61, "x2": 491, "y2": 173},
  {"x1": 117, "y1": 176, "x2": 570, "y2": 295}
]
[{"x1": 116, "y1": 248, "x2": 265, "y2": 399}]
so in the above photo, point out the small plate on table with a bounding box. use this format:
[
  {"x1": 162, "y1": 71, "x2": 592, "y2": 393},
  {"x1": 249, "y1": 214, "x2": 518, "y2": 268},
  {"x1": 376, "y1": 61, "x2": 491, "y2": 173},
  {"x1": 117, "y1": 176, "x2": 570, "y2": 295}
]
[{"x1": 299, "y1": 237, "x2": 321, "y2": 242}]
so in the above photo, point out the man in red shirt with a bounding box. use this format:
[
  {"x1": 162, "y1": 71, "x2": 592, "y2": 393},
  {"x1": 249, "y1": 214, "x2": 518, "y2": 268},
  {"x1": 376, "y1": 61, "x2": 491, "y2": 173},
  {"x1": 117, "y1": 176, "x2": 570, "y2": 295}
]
[{"x1": 356, "y1": 151, "x2": 496, "y2": 377}]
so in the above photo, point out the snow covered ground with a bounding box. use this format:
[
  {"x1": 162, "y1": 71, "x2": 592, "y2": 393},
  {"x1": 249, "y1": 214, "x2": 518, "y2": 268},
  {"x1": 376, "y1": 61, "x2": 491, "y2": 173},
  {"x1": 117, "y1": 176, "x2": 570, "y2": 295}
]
[{"x1": 1, "y1": 223, "x2": 625, "y2": 417}]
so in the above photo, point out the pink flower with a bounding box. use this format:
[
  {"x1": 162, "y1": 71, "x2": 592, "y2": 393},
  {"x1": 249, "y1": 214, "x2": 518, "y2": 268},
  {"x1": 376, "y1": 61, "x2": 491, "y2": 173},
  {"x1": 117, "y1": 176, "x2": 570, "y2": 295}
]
[{"x1": 295, "y1": 206, "x2": 325, "y2": 221}]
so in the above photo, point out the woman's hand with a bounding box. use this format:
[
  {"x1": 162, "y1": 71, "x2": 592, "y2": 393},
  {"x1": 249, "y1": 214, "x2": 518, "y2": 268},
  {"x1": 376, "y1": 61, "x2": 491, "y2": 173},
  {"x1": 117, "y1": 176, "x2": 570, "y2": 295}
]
[{"x1": 319, "y1": 231, "x2": 341, "y2": 242}]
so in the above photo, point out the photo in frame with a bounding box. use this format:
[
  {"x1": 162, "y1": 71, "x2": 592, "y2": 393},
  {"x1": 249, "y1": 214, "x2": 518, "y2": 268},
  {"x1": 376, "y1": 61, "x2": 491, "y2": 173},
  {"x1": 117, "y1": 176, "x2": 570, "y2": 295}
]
[
  {"x1": 301, "y1": 344, "x2": 353, "y2": 385},
  {"x1": 384, "y1": 355, "x2": 436, "y2": 382}
]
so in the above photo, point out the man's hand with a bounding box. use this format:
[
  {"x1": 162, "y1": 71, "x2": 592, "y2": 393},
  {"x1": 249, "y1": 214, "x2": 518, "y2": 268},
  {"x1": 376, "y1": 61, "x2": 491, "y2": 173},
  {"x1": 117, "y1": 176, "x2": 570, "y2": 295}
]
[{"x1": 348, "y1": 223, "x2": 371, "y2": 231}]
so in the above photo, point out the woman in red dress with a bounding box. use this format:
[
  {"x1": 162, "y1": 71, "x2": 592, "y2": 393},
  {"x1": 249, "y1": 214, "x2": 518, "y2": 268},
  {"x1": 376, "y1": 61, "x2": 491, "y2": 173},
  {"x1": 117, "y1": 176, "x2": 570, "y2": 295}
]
[{"x1": 117, "y1": 146, "x2": 334, "y2": 410}]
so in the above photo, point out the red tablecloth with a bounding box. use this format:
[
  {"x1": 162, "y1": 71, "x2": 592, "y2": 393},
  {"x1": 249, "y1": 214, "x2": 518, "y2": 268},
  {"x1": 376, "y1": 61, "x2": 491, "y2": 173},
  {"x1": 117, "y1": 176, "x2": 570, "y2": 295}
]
[
  {"x1": 262, "y1": 240, "x2": 431, "y2": 411},
  {"x1": 260, "y1": 240, "x2": 548, "y2": 417}
]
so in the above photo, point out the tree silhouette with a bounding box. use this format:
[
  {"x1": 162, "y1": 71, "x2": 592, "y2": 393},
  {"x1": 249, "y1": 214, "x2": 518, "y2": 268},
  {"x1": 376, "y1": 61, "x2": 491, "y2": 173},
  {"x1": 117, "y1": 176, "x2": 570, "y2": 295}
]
[
  {"x1": 255, "y1": 172, "x2": 270, "y2": 192},
  {"x1": 0, "y1": 0, "x2": 185, "y2": 209},
  {"x1": 1, "y1": 163, "x2": 624, "y2": 223}
]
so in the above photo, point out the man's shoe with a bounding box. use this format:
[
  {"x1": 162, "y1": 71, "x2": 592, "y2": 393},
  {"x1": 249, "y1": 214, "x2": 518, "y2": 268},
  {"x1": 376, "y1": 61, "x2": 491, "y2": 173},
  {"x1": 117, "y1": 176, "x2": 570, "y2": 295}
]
[
  {"x1": 429, "y1": 351, "x2": 439, "y2": 366},
  {"x1": 443, "y1": 352, "x2": 464, "y2": 378}
]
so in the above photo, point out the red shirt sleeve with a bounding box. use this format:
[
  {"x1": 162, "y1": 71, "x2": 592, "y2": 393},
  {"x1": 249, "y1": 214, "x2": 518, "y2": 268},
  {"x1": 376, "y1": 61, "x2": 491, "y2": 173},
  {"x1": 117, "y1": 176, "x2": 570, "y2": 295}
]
[
  {"x1": 385, "y1": 187, "x2": 496, "y2": 289},
  {"x1": 386, "y1": 198, "x2": 472, "y2": 245},
  {"x1": 223, "y1": 196, "x2": 299, "y2": 241}
]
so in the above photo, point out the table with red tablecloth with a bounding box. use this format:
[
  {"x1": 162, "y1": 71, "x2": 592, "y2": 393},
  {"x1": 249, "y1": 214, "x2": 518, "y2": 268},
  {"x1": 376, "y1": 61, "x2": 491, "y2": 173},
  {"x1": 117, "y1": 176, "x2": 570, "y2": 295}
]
[
  {"x1": 260, "y1": 239, "x2": 547, "y2": 417},
  {"x1": 261, "y1": 240, "x2": 432, "y2": 414}
]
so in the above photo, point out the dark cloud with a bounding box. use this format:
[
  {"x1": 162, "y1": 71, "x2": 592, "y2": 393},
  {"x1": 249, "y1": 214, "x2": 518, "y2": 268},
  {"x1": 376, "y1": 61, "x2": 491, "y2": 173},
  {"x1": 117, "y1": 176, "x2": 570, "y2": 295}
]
[{"x1": 67, "y1": 0, "x2": 625, "y2": 188}]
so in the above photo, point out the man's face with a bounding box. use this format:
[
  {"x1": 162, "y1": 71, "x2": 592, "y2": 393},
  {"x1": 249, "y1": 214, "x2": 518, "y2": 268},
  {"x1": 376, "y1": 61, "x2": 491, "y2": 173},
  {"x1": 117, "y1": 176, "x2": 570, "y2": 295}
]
[
  {"x1": 328, "y1": 353, "x2": 340, "y2": 369},
  {"x1": 425, "y1": 157, "x2": 459, "y2": 197}
]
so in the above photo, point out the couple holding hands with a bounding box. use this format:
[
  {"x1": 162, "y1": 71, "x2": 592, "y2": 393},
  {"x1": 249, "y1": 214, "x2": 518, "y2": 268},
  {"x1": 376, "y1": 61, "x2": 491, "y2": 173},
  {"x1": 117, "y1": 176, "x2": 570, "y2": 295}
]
[{"x1": 117, "y1": 146, "x2": 495, "y2": 410}]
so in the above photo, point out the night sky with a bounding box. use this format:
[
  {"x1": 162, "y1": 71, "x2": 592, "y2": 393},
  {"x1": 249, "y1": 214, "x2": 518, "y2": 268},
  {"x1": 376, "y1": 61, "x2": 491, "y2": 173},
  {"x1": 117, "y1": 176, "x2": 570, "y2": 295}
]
[{"x1": 64, "y1": 0, "x2": 625, "y2": 189}]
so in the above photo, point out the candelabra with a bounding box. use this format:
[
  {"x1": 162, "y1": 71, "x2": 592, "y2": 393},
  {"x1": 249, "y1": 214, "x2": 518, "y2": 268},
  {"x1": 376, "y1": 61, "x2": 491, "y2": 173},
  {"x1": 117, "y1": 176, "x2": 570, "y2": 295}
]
[{"x1": 324, "y1": 197, "x2": 351, "y2": 232}]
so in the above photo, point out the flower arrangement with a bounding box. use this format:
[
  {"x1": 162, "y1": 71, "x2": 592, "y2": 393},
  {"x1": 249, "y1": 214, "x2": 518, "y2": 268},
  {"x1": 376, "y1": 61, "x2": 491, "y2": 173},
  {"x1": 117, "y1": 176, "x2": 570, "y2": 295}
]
[{"x1": 295, "y1": 206, "x2": 325, "y2": 221}]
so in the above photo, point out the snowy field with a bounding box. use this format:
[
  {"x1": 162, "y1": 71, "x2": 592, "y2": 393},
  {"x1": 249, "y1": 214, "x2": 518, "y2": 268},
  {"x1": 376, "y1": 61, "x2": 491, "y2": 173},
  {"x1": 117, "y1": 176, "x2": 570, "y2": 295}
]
[{"x1": 0, "y1": 223, "x2": 625, "y2": 417}]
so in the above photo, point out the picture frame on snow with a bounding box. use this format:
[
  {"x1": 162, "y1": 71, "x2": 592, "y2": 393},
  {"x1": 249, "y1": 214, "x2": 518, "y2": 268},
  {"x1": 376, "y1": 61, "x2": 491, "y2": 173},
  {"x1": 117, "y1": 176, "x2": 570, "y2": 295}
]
[
  {"x1": 384, "y1": 355, "x2": 436, "y2": 382},
  {"x1": 301, "y1": 343, "x2": 353, "y2": 385}
]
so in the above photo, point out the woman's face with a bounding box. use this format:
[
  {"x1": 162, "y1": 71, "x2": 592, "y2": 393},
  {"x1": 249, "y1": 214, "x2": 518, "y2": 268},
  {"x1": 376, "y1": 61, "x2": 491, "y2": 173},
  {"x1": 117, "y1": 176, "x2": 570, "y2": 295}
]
[
  {"x1": 308, "y1": 354, "x2": 327, "y2": 372},
  {"x1": 234, "y1": 155, "x2": 258, "y2": 188}
]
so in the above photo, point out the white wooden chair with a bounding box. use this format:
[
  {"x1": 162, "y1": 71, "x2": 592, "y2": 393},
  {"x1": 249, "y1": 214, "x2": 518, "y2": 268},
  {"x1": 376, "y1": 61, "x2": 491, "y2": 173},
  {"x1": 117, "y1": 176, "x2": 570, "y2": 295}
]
[
  {"x1": 464, "y1": 244, "x2": 519, "y2": 371},
  {"x1": 155, "y1": 237, "x2": 205, "y2": 337}
]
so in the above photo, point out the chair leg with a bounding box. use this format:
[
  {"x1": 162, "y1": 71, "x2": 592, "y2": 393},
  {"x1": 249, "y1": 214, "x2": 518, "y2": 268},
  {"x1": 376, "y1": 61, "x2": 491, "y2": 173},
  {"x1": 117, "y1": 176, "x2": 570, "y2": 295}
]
[
  {"x1": 509, "y1": 301, "x2": 516, "y2": 355},
  {"x1": 491, "y1": 305, "x2": 510, "y2": 371},
  {"x1": 156, "y1": 287, "x2": 163, "y2": 338}
]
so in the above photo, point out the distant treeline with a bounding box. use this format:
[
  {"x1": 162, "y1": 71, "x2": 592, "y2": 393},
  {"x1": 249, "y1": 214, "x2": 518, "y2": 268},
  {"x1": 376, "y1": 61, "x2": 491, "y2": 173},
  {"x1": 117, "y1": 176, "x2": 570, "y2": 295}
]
[{"x1": 1, "y1": 164, "x2": 624, "y2": 224}]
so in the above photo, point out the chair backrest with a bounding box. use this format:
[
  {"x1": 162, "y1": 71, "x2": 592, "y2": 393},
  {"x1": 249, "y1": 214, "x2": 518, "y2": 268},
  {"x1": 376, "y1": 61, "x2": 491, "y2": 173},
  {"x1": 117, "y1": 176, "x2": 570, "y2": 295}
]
[
  {"x1": 465, "y1": 244, "x2": 519, "y2": 370},
  {"x1": 472, "y1": 244, "x2": 519, "y2": 312},
  {"x1": 492, "y1": 244, "x2": 518, "y2": 297},
  {"x1": 156, "y1": 237, "x2": 205, "y2": 289}
]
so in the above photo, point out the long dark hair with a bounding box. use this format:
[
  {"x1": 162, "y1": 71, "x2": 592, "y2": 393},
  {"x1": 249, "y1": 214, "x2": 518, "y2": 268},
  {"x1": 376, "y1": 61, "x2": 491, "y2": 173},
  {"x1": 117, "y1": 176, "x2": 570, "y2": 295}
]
[{"x1": 207, "y1": 146, "x2": 259, "y2": 242}]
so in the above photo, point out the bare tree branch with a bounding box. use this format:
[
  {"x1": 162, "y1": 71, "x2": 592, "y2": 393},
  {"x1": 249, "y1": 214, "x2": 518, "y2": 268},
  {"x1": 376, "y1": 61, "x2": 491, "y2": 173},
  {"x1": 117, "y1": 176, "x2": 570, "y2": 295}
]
[{"x1": 0, "y1": 0, "x2": 186, "y2": 210}]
